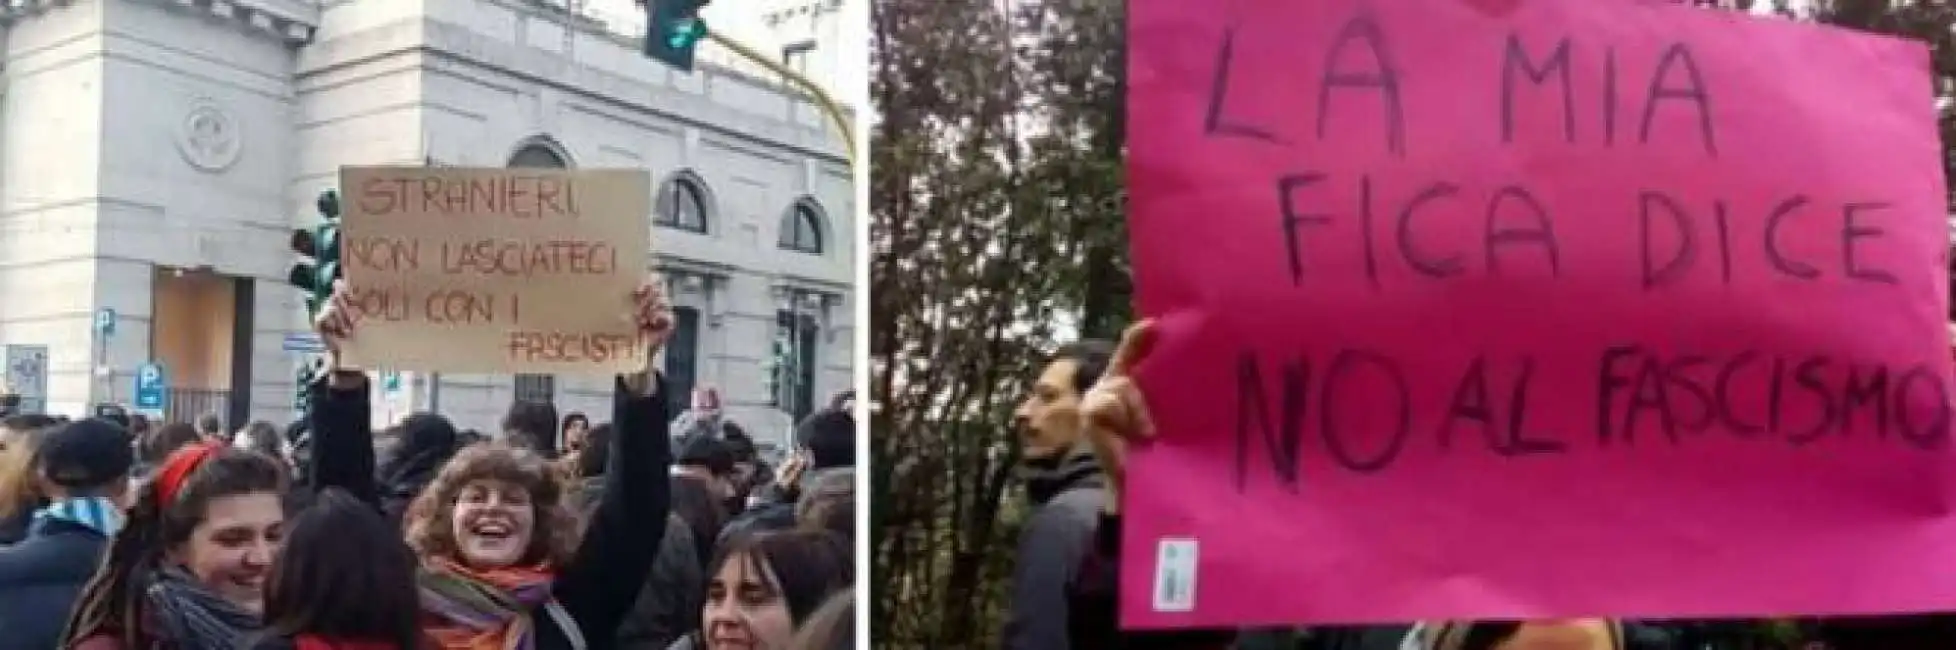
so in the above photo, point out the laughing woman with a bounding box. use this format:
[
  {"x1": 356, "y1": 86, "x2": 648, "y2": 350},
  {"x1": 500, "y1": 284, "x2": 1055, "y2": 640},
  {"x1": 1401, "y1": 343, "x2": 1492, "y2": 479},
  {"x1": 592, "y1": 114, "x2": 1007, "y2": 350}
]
[
  {"x1": 307, "y1": 277, "x2": 677, "y2": 650},
  {"x1": 61, "y1": 442, "x2": 288, "y2": 649}
]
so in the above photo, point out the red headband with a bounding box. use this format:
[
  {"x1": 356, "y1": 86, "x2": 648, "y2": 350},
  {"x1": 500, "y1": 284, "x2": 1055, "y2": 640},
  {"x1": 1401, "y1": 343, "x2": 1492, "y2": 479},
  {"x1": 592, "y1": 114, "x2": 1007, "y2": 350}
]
[{"x1": 154, "y1": 441, "x2": 223, "y2": 505}]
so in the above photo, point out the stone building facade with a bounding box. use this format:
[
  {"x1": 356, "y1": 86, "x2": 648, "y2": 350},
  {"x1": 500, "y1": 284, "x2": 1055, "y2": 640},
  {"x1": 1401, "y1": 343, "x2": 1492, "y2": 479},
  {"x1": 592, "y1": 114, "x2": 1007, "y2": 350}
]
[{"x1": 0, "y1": 0, "x2": 854, "y2": 442}]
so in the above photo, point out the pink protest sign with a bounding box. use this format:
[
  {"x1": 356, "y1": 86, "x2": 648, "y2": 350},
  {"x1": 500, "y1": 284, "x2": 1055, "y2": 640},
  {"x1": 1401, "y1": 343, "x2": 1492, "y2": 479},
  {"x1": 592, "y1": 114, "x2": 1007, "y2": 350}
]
[{"x1": 1125, "y1": 0, "x2": 1956, "y2": 629}]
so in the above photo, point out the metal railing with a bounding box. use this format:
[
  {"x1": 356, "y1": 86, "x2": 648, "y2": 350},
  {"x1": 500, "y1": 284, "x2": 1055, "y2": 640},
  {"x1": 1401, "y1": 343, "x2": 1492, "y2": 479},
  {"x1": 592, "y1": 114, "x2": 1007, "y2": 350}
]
[{"x1": 164, "y1": 388, "x2": 236, "y2": 429}]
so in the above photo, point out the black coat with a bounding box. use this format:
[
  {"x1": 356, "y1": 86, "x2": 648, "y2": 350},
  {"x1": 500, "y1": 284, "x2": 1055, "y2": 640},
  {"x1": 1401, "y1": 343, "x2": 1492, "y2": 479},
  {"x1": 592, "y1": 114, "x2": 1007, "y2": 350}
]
[
  {"x1": 310, "y1": 374, "x2": 674, "y2": 650},
  {"x1": 0, "y1": 518, "x2": 110, "y2": 650},
  {"x1": 0, "y1": 512, "x2": 28, "y2": 545}
]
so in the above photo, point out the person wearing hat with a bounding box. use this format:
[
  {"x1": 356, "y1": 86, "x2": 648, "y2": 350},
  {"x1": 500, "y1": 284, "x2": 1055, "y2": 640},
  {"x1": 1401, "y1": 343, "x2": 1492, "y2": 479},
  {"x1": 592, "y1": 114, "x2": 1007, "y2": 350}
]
[
  {"x1": 0, "y1": 418, "x2": 134, "y2": 650},
  {"x1": 674, "y1": 434, "x2": 738, "y2": 503}
]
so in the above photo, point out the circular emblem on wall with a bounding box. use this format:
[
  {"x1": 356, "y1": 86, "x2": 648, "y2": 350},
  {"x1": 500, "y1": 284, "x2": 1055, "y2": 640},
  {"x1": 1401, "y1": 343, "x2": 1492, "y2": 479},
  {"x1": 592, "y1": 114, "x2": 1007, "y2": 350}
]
[{"x1": 177, "y1": 102, "x2": 242, "y2": 172}]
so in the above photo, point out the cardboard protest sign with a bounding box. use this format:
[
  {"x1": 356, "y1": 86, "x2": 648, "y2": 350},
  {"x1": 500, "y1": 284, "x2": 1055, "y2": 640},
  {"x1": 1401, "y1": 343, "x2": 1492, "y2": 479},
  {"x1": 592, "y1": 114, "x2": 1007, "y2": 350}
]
[
  {"x1": 338, "y1": 167, "x2": 652, "y2": 375},
  {"x1": 1125, "y1": 0, "x2": 1955, "y2": 628}
]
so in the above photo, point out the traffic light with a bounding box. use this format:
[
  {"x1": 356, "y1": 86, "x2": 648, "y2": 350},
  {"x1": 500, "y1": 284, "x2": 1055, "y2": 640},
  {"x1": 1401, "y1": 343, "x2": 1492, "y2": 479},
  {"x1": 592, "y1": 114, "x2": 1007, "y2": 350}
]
[
  {"x1": 287, "y1": 189, "x2": 342, "y2": 316},
  {"x1": 765, "y1": 333, "x2": 792, "y2": 408},
  {"x1": 294, "y1": 358, "x2": 319, "y2": 410},
  {"x1": 641, "y1": 0, "x2": 710, "y2": 71}
]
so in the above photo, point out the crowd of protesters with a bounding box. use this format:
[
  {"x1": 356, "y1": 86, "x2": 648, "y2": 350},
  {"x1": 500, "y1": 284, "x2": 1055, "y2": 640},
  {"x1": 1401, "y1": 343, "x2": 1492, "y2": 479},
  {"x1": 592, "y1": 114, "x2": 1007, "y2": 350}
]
[
  {"x1": 997, "y1": 321, "x2": 1956, "y2": 650},
  {"x1": 0, "y1": 276, "x2": 857, "y2": 650}
]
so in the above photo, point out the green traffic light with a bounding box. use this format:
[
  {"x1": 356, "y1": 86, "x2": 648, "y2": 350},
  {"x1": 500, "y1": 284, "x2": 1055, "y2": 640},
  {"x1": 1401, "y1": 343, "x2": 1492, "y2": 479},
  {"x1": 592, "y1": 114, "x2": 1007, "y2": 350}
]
[{"x1": 666, "y1": 18, "x2": 705, "y2": 49}]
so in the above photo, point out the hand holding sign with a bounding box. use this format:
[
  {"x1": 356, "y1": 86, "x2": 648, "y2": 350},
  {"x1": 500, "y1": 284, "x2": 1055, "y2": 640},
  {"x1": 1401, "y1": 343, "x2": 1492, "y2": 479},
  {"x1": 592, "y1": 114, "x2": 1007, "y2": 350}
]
[
  {"x1": 632, "y1": 279, "x2": 676, "y2": 361},
  {"x1": 1080, "y1": 318, "x2": 1159, "y2": 515}
]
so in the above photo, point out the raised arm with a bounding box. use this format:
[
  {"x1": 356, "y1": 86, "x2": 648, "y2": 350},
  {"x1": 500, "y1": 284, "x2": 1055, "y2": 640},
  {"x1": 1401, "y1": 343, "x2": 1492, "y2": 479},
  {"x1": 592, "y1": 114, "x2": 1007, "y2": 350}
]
[
  {"x1": 552, "y1": 279, "x2": 678, "y2": 641},
  {"x1": 306, "y1": 370, "x2": 378, "y2": 509},
  {"x1": 308, "y1": 282, "x2": 379, "y2": 509}
]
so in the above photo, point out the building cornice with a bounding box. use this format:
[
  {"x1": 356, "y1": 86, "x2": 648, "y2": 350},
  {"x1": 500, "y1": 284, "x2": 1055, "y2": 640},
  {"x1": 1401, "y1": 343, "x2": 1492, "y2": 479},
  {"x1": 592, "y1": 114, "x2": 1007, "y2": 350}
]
[{"x1": 2, "y1": 0, "x2": 317, "y2": 45}]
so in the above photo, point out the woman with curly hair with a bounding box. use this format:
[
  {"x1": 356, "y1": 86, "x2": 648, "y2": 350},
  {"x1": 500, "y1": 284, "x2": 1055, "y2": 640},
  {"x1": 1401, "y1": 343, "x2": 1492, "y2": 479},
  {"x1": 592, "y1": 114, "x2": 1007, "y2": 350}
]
[{"x1": 306, "y1": 277, "x2": 676, "y2": 650}]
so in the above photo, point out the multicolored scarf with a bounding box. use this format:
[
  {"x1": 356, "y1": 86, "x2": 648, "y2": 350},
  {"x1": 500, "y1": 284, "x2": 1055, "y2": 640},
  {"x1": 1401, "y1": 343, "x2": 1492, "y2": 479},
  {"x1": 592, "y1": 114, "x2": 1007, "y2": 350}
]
[
  {"x1": 418, "y1": 557, "x2": 559, "y2": 650},
  {"x1": 32, "y1": 496, "x2": 122, "y2": 536}
]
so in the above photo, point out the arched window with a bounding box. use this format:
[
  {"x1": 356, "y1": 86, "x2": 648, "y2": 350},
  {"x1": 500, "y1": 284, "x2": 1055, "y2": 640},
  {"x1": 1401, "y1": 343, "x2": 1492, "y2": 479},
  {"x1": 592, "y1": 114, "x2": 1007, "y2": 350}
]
[
  {"x1": 778, "y1": 199, "x2": 825, "y2": 254},
  {"x1": 655, "y1": 173, "x2": 710, "y2": 233},
  {"x1": 508, "y1": 140, "x2": 569, "y2": 169}
]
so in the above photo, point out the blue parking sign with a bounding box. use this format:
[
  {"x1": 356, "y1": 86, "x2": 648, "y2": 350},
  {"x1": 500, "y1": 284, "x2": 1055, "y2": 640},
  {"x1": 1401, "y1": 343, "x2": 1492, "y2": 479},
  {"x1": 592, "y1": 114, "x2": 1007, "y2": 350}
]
[{"x1": 134, "y1": 363, "x2": 167, "y2": 411}]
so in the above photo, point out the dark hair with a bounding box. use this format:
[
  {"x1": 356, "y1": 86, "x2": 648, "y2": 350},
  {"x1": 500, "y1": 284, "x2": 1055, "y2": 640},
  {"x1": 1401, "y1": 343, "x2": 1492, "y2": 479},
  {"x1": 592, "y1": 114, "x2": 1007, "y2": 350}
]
[
  {"x1": 238, "y1": 420, "x2": 284, "y2": 461},
  {"x1": 501, "y1": 401, "x2": 559, "y2": 459},
  {"x1": 1053, "y1": 339, "x2": 1116, "y2": 394},
  {"x1": 788, "y1": 589, "x2": 855, "y2": 650},
  {"x1": 404, "y1": 443, "x2": 578, "y2": 567},
  {"x1": 723, "y1": 429, "x2": 757, "y2": 463},
  {"x1": 671, "y1": 475, "x2": 729, "y2": 566},
  {"x1": 794, "y1": 409, "x2": 855, "y2": 469},
  {"x1": 2, "y1": 413, "x2": 59, "y2": 434},
  {"x1": 560, "y1": 412, "x2": 588, "y2": 435},
  {"x1": 195, "y1": 413, "x2": 225, "y2": 437},
  {"x1": 828, "y1": 390, "x2": 856, "y2": 411},
  {"x1": 574, "y1": 423, "x2": 613, "y2": 478},
  {"x1": 264, "y1": 488, "x2": 421, "y2": 648},
  {"x1": 140, "y1": 423, "x2": 202, "y2": 464},
  {"x1": 62, "y1": 448, "x2": 288, "y2": 648},
  {"x1": 706, "y1": 530, "x2": 852, "y2": 625}
]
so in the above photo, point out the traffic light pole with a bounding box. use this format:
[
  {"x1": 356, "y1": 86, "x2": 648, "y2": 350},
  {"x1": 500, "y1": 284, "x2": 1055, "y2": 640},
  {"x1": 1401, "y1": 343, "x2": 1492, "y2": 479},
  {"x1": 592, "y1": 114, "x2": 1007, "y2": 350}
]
[{"x1": 705, "y1": 30, "x2": 857, "y2": 168}]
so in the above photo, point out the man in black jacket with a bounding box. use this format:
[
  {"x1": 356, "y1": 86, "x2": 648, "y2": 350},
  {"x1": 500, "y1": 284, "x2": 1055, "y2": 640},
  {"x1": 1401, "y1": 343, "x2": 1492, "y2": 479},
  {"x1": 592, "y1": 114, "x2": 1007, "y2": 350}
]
[
  {"x1": 0, "y1": 418, "x2": 134, "y2": 650},
  {"x1": 1003, "y1": 340, "x2": 1113, "y2": 650}
]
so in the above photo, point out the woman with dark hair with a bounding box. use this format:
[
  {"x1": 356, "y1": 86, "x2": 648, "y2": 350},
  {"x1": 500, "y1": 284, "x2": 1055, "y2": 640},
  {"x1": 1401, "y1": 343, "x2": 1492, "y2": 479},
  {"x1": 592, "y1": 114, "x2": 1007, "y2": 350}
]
[
  {"x1": 308, "y1": 278, "x2": 676, "y2": 650},
  {"x1": 670, "y1": 530, "x2": 853, "y2": 650},
  {"x1": 60, "y1": 442, "x2": 289, "y2": 649},
  {"x1": 560, "y1": 413, "x2": 590, "y2": 456},
  {"x1": 249, "y1": 487, "x2": 426, "y2": 650},
  {"x1": 376, "y1": 413, "x2": 462, "y2": 528},
  {"x1": 786, "y1": 590, "x2": 853, "y2": 650}
]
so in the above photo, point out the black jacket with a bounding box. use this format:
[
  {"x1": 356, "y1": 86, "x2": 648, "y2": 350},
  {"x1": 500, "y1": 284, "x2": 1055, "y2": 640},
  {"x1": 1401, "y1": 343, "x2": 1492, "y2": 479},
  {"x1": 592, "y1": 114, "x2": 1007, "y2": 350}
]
[
  {"x1": 0, "y1": 517, "x2": 111, "y2": 650},
  {"x1": 574, "y1": 477, "x2": 705, "y2": 650},
  {"x1": 1002, "y1": 451, "x2": 1108, "y2": 650},
  {"x1": 0, "y1": 511, "x2": 29, "y2": 545},
  {"x1": 311, "y1": 373, "x2": 674, "y2": 650},
  {"x1": 375, "y1": 413, "x2": 461, "y2": 528}
]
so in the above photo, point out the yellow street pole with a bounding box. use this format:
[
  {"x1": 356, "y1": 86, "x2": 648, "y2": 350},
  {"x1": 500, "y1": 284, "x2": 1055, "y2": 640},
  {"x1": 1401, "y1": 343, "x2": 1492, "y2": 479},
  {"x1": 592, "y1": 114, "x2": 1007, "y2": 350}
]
[{"x1": 705, "y1": 30, "x2": 857, "y2": 168}]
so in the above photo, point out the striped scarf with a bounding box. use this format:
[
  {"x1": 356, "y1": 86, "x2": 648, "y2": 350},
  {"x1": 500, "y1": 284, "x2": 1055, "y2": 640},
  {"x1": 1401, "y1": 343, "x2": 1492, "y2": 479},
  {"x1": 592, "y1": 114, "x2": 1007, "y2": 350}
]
[
  {"x1": 32, "y1": 496, "x2": 122, "y2": 536},
  {"x1": 418, "y1": 558, "x2": 558, "y2": 650}
]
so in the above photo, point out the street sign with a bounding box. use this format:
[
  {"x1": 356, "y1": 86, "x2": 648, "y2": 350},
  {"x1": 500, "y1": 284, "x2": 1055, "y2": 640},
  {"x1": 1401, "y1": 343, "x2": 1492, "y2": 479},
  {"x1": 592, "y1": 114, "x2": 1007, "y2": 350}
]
[
  {"x1": 381, "y1": 371, "x2": 402, "y2": 395},
  {"x1": 282, "y1": 332, "x2": 327, "y2": 354},
  {"x1": 3, "y1": 345, "x2": 48, "y2": 414},
  {"x1": 134, "y1": 363, "x2": 166, "y2": 412},
  {"x1": 94, "y1": 308, "x2": 116, "y2": 337}
]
